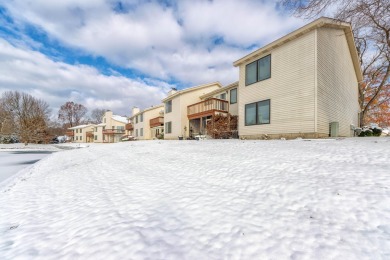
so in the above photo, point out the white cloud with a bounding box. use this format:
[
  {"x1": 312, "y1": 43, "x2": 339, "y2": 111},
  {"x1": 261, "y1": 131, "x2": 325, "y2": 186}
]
[
  {"x1": 0, "y1": 39, "x2": 169, "y2": 117},
  {"x1": 0, "y1": 0, "x2": 304, "y2": 86}
]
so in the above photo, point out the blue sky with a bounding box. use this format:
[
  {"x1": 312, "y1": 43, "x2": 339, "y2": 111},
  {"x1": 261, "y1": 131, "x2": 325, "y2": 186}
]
[{"x1": 0, "y1": 0, "x2": 304, "y2": 118}]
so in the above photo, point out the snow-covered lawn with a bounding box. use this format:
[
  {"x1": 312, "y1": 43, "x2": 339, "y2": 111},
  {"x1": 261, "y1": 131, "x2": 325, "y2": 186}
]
[{"x1": 1, "y1": 138, "x2": 389, "y2": 259}]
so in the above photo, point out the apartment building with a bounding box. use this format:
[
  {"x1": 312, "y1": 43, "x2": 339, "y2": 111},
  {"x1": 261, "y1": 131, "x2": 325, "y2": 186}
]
[
  {"x1": 162, "y1": 82, "x2": 222, "y2": 139},
  {"x1": 233, "y1": 17, "x2": 362, "y2": 139}
]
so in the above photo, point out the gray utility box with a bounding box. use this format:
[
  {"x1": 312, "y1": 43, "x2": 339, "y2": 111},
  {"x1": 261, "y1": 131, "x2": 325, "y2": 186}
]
[{"x1": 330, "y1": 122, "x2": 339, "y2": 137}]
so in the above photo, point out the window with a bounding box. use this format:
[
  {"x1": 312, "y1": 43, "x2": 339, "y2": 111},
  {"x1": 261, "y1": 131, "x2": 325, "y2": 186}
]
[
  {"x1": 104, "y1": 118, "x2": 106, "y2": 123},
  {"x1": 136, "y1": 129, "x2": 138, "y2": 137},
  {"x1": 80, "y1": 136, "x2": 82, "y2": 141},
  {"x1": 140, "y1": 128, "x2": 143, "y2": 136},
  {"x1": 245, "y1": 54, "x2": 271, "y2": 86},
  {"x1": 80, "y1": 129, "x2": 82, "y2": 133},
  {"x1": 165, "y1": 121, "x2": 172, "y2": 134},
  {"x1": 76, "y1": 129, "x2": 78, "y2": 133},
  {"x1": 94, "y1": 127, "x2": 97, "y2": 132},
  {"x1": 76, "y1": 136, "x2": 78, "y2": 140},
  {"x1": 136, "y1": 116, "x2": 138, "y2": 124},
  {"x1": 140, "y1": 113, "x2": 143, "y2": 122},
  {"x1": 219, "y1": 93, "x2": 226, "y2": 100},
  {"x1": 94, "y1": 135, "x2": 97, "y2": 140},
  {"x1": 245, "y1": 99, "x2": 270, "y2": 126},
  {"x1": 117, "y1": 126, "x2": 124, "y2": 131},
  {"x1": 230, "y1": 88, "x2": 237, "y2": 104},
  {"x1": 166, "y1": 100, "x2": 172, "y2": 113}
]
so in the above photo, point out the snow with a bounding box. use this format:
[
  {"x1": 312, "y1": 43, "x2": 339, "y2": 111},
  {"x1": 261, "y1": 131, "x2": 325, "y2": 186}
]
[
  {"x1": 112, "y1": 115, "x2": 128, "y2": 124},
  {"x1": 1, "y1": 138, "x2": 390, "y2": 259},
  {"x1": 68, "y1": 124, "x2": 95, "y2": 129}
]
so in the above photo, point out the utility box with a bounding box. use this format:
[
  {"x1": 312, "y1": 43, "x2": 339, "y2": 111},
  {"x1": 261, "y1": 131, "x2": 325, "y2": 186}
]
[{"x1": 330, "y1": 122, "x2": 339, "y2": 137}]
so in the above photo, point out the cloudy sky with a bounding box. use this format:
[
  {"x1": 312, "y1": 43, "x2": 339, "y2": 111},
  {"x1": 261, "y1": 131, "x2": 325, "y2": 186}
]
[{"x1": 0, "y1": 0, "x2": 304, "y2": 118}]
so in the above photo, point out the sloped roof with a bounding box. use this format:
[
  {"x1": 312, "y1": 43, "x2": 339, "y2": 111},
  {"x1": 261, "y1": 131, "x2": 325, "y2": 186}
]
[
  {"x1": 130, "y1": 104, "x2": 164, "y2": 119},
  {"x1": 112, "y1": 115, "x2": 127, "y2": 124},
  {"x1": 68, "y1": 124, "x2": 95, "y2": 130},
  {"x1": 200, "y1": 81, "x2": 239, "y2": 100},
  {"x1": 162, "y1": 82, "x2": 222, "y2": 102},
  {"x1": 233, "y1": 17, "x2": 362, "y2": 82}
]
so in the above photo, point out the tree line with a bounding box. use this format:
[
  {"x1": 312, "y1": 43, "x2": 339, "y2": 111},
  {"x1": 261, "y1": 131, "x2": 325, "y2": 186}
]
[{"x1": 0, "y1": 91, "x2": 106, "y2": 144}]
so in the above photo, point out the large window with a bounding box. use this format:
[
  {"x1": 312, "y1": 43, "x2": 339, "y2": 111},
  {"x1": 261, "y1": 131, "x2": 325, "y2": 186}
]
[
  {"x1": 245, "y1": 54, "x2": 271, "y2": 86},
  {"x1": 165, "y1": 121, "x2": 172, "y2": 134},
  {"x1": 245, "y1": 99, "x2": 270, "y2": 126},
  {"x1": 135, "y1": 116, "x2": 138, "y2": 124},
  {"x1": 219, "y1": 93, "x2": 226, "y2": 100},
  {"x1": 140, "y1": 128, "x2": 143, "y2": 136},
  {"x1": 166, "y1": 100, "x2": 172, "y2": 113},
  {"x1": 230, "y1": 88, "x2": 237, "y2": 104},
  {"x1": 136, "y1": 129, "x2": 138, "y2": 137},
  {"x1": 140, "y1": 113, "x2": 143, "y2": 122}
]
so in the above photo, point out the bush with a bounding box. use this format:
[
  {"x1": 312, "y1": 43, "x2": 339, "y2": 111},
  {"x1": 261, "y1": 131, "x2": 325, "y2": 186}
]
[
  {"x1": 358, "y1": 125, "x2": 382, "y2": 137},
  {"x1": 372, "y1": 128, "x2": 382, "y2": 136}
]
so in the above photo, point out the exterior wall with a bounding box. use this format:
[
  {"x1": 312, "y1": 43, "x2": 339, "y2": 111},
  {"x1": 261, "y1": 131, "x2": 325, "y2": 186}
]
[
  {"x1": 133, "y1": 113, "x2": 145, "y2": 139},
  {"x1": 316, "y1": 27, "x2": 359, "y2": 137},
  {"x1": 239, "y1": 30, "x2": 316, "y2": 137},
  {"x1": 211, "y1": 88, "x2": 238, "y2": 116},
  {"x1": 164, "y1": 84, "x2": 220, "y2": 140},
  {"x1": 72, "y1": 125, "x2": 94, "y2": 143},
  {"x1": 132, "y1": 106, "x2": 164, "y2": 140},
  {"x1": 94, "y1": 111, "x2": 126, "y2": 143},
  {"x1": 94, "y1": 126, "x2": 104, "y2": 142}
]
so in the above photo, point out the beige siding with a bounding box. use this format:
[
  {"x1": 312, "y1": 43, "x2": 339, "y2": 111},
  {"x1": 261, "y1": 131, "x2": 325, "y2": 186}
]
[
  {"x1": 133, "y1": 106, "x2": 164, "y2": 140},
  {"x1": 164, "y1": 84, "x2": 220, "y2": 139},
  {"x1": 317, "y1": 28, "x2": 359, "y2": 137},
  {"x1": 211, "y1": 88, "x2": 238, "y2": 116},
  {"x1": 239, "y1": 30, "x2": 316, "y2": 137}
]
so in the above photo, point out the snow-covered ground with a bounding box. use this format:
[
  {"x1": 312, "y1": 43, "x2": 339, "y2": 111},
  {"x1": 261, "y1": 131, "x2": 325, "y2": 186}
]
[{"x1": 1, "y1": 138, "x2": 389, "y2": 259}]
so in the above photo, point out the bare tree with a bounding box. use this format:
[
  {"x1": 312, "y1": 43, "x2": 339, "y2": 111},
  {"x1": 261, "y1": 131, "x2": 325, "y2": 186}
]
[
  {"x1": 90, "y1": 108, "x2": 106, "y2": 124},
  {"x1": 0, "y1": 91, "x2": 51, "y2": 143},
  {"x1": 58, "y1": 101, "x2": 87, "y2": 127},
  {"x1": 280, "y1": 0, "x2": 390, "y2": 126}
]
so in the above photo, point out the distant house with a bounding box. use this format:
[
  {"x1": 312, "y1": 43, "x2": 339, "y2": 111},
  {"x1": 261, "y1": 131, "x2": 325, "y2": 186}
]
[
  {"x1": 94, "y1": 110, "x2": 127, "y2": 143},
  {"x1": 130, "y1": 104, "x2": 164, "y2": 140},
  {"x1": 162, "y1": 82, "x2": 222, "y2": 139},
  {"x1": 68, "y1": 124, "x2": 95, "y2": 143},
  {"x1": 233, "y1": 17, "x2": 362, "y2": 139}
]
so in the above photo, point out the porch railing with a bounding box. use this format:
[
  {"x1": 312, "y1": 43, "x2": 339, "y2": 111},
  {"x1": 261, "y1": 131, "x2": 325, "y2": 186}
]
[
  {"x1": 65, "y1": 131, "x2": 74, "y2": 136},
  {"x1": 187, "y1": 98, "x2": 229, "y2": 119},
  {"x1": 125, "y1": 123, "x2": 133, "y2": 131},
  {"x1": 150, "y1": 116, "x2": 164, "y2": 128},
  {"x1": 103, "y1": 129, "x2": 125, "y2": 135}
]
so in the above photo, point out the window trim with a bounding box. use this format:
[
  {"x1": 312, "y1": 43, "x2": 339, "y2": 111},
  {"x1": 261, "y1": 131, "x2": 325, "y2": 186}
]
[
  {"x1": 165, "y1": 121, "x2": 172, "y2": 134},
  {"x1": 165, "y1": 100, "x2": 172, "y2": 113},
  {"x1": 245, "y1": 54, "x2": 271, "y2": 86},
  {"x1": 244, "y1": 99, "x2": 271, "y2": 126},
  {"x1": 230, "y1": 88, "x2": 237, "y2": 104}
]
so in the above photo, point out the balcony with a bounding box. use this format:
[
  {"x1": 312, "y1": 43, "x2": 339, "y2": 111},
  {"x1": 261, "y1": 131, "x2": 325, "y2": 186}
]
[
  {"x1": 125, "y1": 123, "x2": 133, "y2": 131},
  {"x1": 86, "y1": 131, "x2": 94, "y2": 138},
  {"x1": 150, "y1": 116, "x2": 164, "y2": 128},
  {"x1": 65, "y1": 131, "x2": 74, "y2": 136},
  {"x1": 187, "y1": 98, "x2": 229, "y2": 119},
  {"x1": 103, "y1": 128, "x2": 125, "y2": 135}
]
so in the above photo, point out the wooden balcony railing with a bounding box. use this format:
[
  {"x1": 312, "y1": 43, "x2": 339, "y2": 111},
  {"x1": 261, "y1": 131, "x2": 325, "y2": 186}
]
[
  {"x1": 125, "y1": 123, "x2": 133, "y2": 131},
  {"x1": 187, "y1": 98, "x2": 229, "y2": 119},
  {"x1": 150, "y1": 116, "x2": 164, "y2": 128},
  {"x1": 103, "y1": 129, "x2": 125, "y2": 135},
  {"x1": 65, "y1": 131, "x2": 74, "y2": 136},
  {"x1": 86, "y1": 131, "x2": 94, "y2": 138}
]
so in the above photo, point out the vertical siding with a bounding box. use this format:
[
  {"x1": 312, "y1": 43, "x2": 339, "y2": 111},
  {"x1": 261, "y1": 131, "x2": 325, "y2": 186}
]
[
  {"x1": 317, "y1": 28, "x2": 359, "y2": 137},
  {"x1": 239, "y1": 30, "x2": 316, "y2": 137}
]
